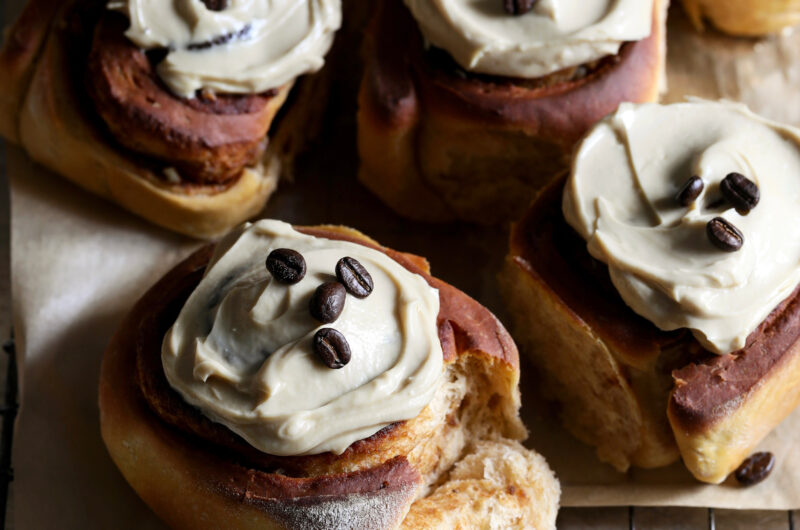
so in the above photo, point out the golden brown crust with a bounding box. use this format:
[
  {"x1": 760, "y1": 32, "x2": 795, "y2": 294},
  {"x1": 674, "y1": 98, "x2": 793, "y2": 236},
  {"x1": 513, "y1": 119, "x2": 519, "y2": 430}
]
[
  {"x1": 86, "y1": 11, "x2": 282, "y2": 184},
  {"x1": 505, "y1": 176, "x2": 800, "y2": 483},
  {"x1": 101, "y1": 225, "x2": 541, "y2": 527},
  {"x1": 357, "y1": 0, "x2": 666, "y2": 224},
  {"x1": 682, "y1": 0, "x2": 800, "y2": 36}
]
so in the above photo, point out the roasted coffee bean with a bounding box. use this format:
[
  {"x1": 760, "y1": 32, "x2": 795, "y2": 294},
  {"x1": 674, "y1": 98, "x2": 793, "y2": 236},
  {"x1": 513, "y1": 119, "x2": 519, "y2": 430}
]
[
  {"x1": 503, "y1": 0, "x2": 537, "y2": 15},
  {"x1": 734, "y1": 452, "x2": 775, "y2": 486},
  {"x1": 336, "y1": 257, "x2": 374, "y2": 298},
  {"x1": 720, "y1": 172, "x2": 760, "y2": 213},
  {"x1": 313, "y1": 328, "x2": 352, "y2": 369},
  {"x1": 187, "y1": 24, "x2": 251, "y2": 51},
  {"x1": 309, "y1": 282, "x2": 346, "y2": 323},
  {"x1": 706, "y1": 217, "x2": 744, "y2": 252},
  {"x1": 676, "y1": 176, "x2": 704, "y2": 206},
  {"x1": 202, "y1": 0, "x2": 228, "y2": 11},
  {"x1": 266, "y1": 248, "x2": 306, "y2": 284}
]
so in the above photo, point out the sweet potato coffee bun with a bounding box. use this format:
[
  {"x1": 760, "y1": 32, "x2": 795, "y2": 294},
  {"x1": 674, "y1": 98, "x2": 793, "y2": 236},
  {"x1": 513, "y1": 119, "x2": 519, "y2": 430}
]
[
  {"x1": 0, "y1": 0, "x2": 340, "y2": 238},
  {"x1": 357, "y1": 0, "x2": 667, "y2": 224},
  {"x1": 100, "y1": 223, "x2": 560, "y2": 528},
  {"x1": 502, "y1": 100, "x2": 800, "y2": 483}
]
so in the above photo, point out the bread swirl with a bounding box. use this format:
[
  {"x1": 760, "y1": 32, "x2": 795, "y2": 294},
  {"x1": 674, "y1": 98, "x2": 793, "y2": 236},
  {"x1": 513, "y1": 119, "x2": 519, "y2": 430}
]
[
  {"x1": 0, "y1": 0, "x2": 337, "y2": 238},
  {"x1": 356, "y1": 0, "x2": 666, "y2": 225},
  {"x1": 85, "y1": 10, "x2": 285, "y2": 185},
  {"x1": 100, "y1": 224, "x2": 560, "y2": 528}
]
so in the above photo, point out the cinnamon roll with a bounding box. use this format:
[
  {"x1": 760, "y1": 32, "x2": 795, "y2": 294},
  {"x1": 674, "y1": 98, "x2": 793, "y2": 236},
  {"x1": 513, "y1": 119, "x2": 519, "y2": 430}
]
[
  {"x1": 502, "y1": 100, "x2": 800, "y2": 483},
  {"x1": 357, "y1": 0, "x2": 667, "y2": 224},
  {"x1": 100, "y1": 221, "x2": 561, "y2": 527}
]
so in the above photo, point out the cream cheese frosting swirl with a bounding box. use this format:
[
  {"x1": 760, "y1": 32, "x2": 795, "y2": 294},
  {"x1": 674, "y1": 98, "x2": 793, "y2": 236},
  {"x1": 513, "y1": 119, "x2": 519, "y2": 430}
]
[
  {"x1": 108, "y1": 0, "x2": 341, "y2": 98},
  {"x1": 403, "y1": 0, "x2": 652, "y2": 79},
  {"x1": 563, "y1": 100, "x2": 800, "y2": 355},
  {"x1": 162, "y1": 220, "x2": 444, "y2": 456}
]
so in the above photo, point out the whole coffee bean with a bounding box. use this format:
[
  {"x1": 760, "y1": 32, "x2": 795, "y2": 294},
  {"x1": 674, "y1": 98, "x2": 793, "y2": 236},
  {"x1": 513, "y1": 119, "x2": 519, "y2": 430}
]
[
  {"x1": 202, "y1": 0, "x2": 228, "y2": 10},
  {"x1": 503, "y1": 0, "x2": 537, "y2": 15},
  {"x1": 336, "y1": 257, "x2": 374, "y2": 299},
  {"x1": 734, "y1": 452, "x2": 775, "y2": 486},
  {"x1": 309, "y1": 282, "x2": 346, "y2": 323},
  {"x1": 266, "y1": 249, "x2": 306, "y2": 284},
  {"x1": 313, "y1": 328, "x2": 351, "y2": 369},
  {"x1": 720, "y1": 172, "x2": 760, "y2": 213},
  {"x1": 676, "y1": 176, "x2": 704, "y2": 206},
  {"x1": 706, "y1": 217, "x2": 744, "y2": 252}
]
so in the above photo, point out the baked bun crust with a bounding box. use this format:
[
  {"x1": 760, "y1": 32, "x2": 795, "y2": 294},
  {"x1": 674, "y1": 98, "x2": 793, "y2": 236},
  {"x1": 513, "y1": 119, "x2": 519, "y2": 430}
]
[
  {"x1": 501, "y1": 177, "x2": 800, "y2": 483},
  {"x1": 682, "y1": 0, "x2": 800, "y2": 36},
  {"x1": 100, "y1": 225, "x2": 560, "y2": 528},
  {"x1": 0, "y1": 0, "x2": 327, "y2": 239},
  {"x1": 357, "y1": 0, "x2": 666, "y2": 224}
]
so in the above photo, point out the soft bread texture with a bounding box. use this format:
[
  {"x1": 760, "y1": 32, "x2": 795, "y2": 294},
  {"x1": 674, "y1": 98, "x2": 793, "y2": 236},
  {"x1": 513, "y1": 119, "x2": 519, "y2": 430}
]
[
  {"x1": 356, "y1": 0, "x2": 667, "y2": 225},
  {"x1": 682, "y1": 0, "x2": 800, "y2": 36},
  {"x1": 401, "y1": 440, "x2": 560, "y2": 529},
  {"x1": 100, "y1": 225, "x2": 560, "y2": 528},
  {"x1": 0, "y1": 0, "x2": 329, "y2": 239},
  {"x1": 501, "y1": 177, "x2": 800, "y2": 483}
]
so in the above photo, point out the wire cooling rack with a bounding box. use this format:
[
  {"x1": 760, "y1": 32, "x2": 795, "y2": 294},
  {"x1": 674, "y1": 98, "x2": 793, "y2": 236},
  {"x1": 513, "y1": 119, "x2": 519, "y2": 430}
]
[
  {"x1": 557, "y1": 506, "x2": 796, "y2": 529},
  {"x1": 0, "y1": 337, "x2": 16, "y2": 528}
]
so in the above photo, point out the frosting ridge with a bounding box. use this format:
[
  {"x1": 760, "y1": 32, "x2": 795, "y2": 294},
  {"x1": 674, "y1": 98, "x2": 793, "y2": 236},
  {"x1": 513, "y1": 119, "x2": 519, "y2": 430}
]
[
  {"x1": 162, "y1": 220, "x2": 444, "y2": 456},
  {"x1": 109, "y1": 0, "x2": 341, "y2": 98},
  {"x1": 563, "y1": 100, "x2": 800, "y2": 354},
  {"x1": 403, "y1": 0, "x2": 652, "y2": 79}
]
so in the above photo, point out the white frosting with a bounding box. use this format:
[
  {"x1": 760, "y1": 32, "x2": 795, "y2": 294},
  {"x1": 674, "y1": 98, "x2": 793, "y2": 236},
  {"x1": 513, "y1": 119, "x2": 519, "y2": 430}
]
[
  {"x1": 403, "y1": 0, "x2": 652, "y2": 78},
  {"x1": 162, "y1": 220, "x2": 444, "y2": 456},
  {"x1": 563, "y1": 100, "x2": 800, "y2": 354},
  {"x1": 108, "y1": 0, "x2": 341, "y2": 98}
]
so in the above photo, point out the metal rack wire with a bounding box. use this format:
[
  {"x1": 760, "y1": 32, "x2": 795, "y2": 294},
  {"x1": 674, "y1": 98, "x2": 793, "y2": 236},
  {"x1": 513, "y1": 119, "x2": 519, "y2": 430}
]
[{"x1": 0, "y1": 336, "x2": 17, "y2": 529}]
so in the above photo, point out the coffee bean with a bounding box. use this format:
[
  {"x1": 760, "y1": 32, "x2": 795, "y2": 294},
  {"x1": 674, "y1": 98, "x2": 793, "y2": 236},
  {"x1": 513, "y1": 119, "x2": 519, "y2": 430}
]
[
  {"x1": 187, "y1": 24, "x2": 251, "y2": 51},
  {"x1": 706, "y1": 217, "x2": 744, "y2": 252},
  {"x1": 503, "y1": 0, "x2": 537, "y2": 15},
  {"x1": 676, "y1": 176, "x2": 704, "y2": 206},
  {"x1": 309, "y1": 282, "x2": 346, "y2": 323},
  {"x1": 734, "y1": 452, "x2": 775, "y2": 486},
  {"x1": 266, "y1": 249, "x2": 306, "y2": 284},
  {"x1": 720, "y1": 172, "x2": 760, "y2": 213},
  {"x1": 336, "y1": 257, "x2": 374, "y2": 299},
  {"x1": 313, "y1": 328, "x2": 351, "y2": 369},
  {"x1": 202, "y1": 0, "x2": 227, "y2": 11}
]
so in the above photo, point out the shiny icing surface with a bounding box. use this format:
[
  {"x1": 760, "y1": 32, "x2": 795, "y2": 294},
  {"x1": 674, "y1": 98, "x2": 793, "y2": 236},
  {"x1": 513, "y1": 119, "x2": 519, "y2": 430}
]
[
  {"x1": 403, "y1": 0, "x2": 652, "y2": 78},
  {"x1": 162, "y1": 220, "x2": 444, "y2": 456},
  {"x1": 109, "y1": 0, "x2": 341, "y2": 97},
  {"x1": 563, "y1": 100, "x2": 800, "y2": 354}
]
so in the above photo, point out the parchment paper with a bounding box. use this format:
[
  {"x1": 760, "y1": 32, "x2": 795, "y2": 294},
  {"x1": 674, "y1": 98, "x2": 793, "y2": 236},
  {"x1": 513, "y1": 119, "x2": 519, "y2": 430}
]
[{"x1": 8, "y1": 5, "x2": 800, "y2": 528}]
